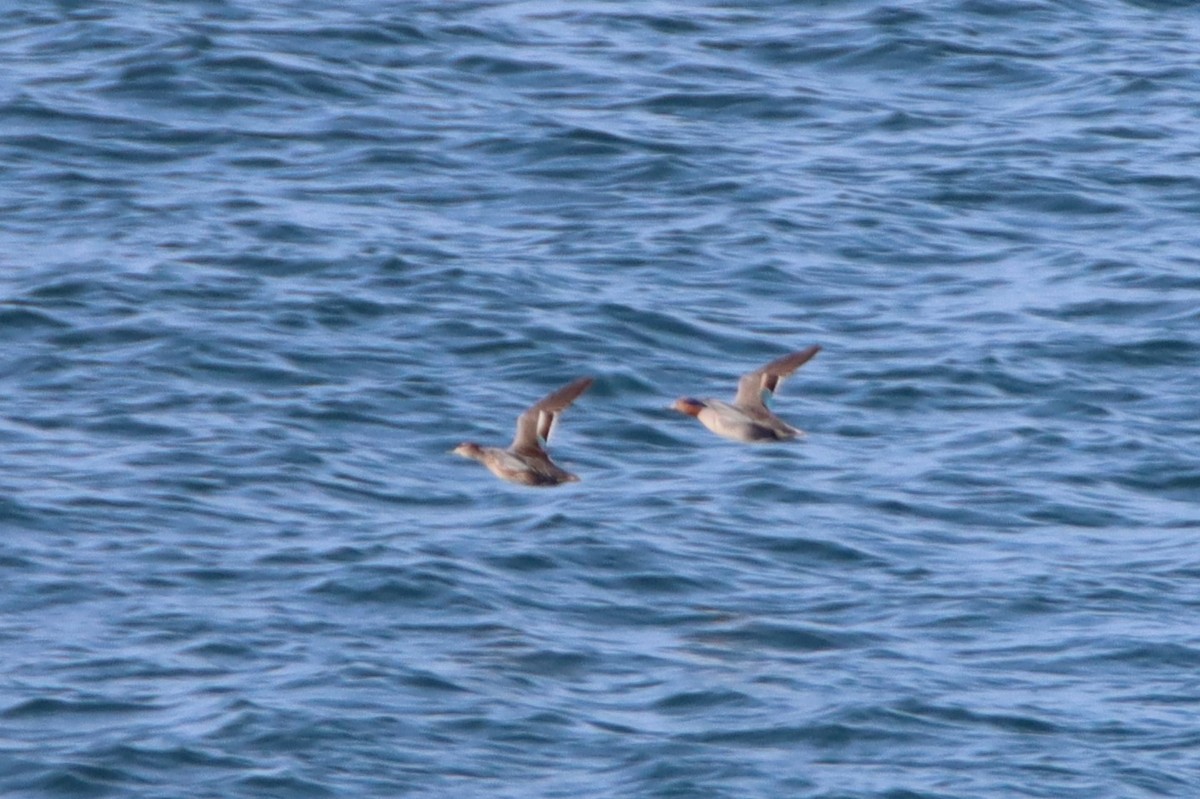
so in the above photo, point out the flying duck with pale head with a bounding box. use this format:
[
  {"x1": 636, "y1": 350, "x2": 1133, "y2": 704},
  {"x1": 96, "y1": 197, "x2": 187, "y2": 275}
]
[{"x1": 453, "y1": 377, "x2": 594, "y2": 486}]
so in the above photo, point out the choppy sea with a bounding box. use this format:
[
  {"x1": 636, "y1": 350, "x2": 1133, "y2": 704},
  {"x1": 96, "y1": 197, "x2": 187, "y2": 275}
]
[{"x1": 3, "y1": 2, "x2": 1200, "y2": 797}]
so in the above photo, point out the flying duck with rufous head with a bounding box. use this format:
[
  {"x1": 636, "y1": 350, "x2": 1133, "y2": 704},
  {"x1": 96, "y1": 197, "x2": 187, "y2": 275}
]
[{"x1": 672, "y1": 345, "x2": 820, "y2": 443}]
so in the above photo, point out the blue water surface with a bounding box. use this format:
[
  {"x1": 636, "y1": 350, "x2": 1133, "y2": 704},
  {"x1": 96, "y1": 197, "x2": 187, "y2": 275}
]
[{"x1": 3, "y1": 1, "x2": 1200, "y2": 797}]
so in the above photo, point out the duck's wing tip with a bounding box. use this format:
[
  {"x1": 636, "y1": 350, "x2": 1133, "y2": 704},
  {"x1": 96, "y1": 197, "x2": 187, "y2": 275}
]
[
  {"x1": 761, "y1": 345, "x2": 821, "y2": 377},
  {"x1": 529, "y1": 376, "x2": 593, "y2": 417}
]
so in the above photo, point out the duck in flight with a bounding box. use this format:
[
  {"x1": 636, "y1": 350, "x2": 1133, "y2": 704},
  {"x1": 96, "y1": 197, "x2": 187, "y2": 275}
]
[
  {"x1": 672, "y1": 345, "x2": 821, "y2": 442},
  {"x1": 453, "y1": 377, "x2": 593, "y2": 486}
]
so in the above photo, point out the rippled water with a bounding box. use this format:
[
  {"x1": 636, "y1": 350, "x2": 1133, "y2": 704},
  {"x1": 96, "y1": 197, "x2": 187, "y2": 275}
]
[{"x1": 3, "y1": 2, "x2": 1200, "y2": 797}]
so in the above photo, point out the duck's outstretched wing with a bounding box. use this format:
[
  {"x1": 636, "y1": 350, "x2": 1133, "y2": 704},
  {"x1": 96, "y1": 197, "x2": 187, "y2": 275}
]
[
  {"x1": 733, "y1": 345, "x2": 821, "y2": 411},
  {"x1": 511, "y1": 377, "x2": 594, "y2": 455}
]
